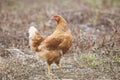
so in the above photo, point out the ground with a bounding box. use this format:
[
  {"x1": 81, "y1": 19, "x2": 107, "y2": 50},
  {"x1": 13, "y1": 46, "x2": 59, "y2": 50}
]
[{"x1": 0, "y1": 0, "x2": 120, "y2": 80}]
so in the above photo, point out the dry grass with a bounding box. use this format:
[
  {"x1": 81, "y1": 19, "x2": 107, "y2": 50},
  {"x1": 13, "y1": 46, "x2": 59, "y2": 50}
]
[{"x1": 0, "y1": 0, "x2": 120, "y2": 80}]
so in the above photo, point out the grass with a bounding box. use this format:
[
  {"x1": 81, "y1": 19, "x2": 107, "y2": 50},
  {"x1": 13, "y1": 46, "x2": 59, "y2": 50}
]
[
  {"x1": 113, "y1": 55, "x2": 120, "y2": 63},
  {"x1": 0, "y1": 0, "x2": 120, "y2": 80},
  {"x1": 79, "y1": 52, "x2": 103, "y2": 68},
  {"x1": 84, "y1": 0, "x2": 120, "y2": 7}
]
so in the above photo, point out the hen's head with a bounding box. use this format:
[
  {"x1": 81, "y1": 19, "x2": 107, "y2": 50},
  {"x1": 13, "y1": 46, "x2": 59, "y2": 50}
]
[{"x1": 51, "y1": 14, "x2": 66, "y2": 23}]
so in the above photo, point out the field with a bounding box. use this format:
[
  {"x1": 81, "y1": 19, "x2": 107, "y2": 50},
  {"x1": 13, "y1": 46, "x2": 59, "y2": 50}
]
[{"x1": 0, "y1": 0, "x2": 120, "y2": 80}]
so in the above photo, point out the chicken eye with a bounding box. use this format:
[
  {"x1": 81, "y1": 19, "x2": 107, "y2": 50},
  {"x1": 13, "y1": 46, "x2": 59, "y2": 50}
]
[{"x1": 54, "y1": 16, "x2": 59, "y2": 21}]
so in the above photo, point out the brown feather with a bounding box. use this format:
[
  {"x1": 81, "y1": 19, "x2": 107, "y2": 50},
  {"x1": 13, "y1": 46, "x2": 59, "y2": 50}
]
[{"x1": 28, "y1": 14, "x2": 73, "y2": 74}]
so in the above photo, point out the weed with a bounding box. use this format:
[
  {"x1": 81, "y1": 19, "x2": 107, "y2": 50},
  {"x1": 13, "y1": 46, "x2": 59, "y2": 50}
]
[
  {"x1": 0, "y1": 0, "x2": 120, "y2": 80},
  {"x1": 79, "y1": 52, "x2": 103, "y2": 68}
]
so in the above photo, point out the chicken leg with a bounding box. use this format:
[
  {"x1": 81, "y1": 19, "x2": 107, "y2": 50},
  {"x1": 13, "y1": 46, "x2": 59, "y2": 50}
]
[
  {"x1": 55, "y1": 60, "x2": 64, "y2": 73},
  {"x1": 47, "y1": 64, "x2": 51, "y2": 75},
  {"x1": 56, "y1": 63, "x2": 63, "y2": 73}
]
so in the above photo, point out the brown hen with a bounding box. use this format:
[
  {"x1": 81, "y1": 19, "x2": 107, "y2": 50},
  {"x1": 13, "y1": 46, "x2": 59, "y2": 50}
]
[{"x1": 29, "y1": 14, "x2": 72, "y2": 75}]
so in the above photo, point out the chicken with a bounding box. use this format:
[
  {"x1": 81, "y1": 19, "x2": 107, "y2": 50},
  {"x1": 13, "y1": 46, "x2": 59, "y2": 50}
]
[{"x1": 28, "y1": 14, "x2": 72, "y2": 75}]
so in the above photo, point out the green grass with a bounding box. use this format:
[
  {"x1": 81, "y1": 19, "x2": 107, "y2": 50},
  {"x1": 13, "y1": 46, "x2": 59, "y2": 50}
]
[
  {"x1": 79, "y1": 52, "x2": 104, "y2": 68},
  {"x1": 84, "y1": 0, "x2": 102, "y2": 7},
  {"x1": 84, "y1": 0, "x2": 120, "y2": 7}
]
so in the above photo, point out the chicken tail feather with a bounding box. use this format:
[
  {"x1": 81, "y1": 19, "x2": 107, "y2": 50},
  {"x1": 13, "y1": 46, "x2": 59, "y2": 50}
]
[
  {"x1": 28, "y1": 26, "x2": 44, "y2": 52},
  {"x1": 29, "y1": 26, "x2": 38, "y2": 38}
]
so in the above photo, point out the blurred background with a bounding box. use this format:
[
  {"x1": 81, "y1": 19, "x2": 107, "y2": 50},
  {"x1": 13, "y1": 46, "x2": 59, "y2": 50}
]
[{"x1": 0, "y1": 0, "x2": 120, "y2": 80}]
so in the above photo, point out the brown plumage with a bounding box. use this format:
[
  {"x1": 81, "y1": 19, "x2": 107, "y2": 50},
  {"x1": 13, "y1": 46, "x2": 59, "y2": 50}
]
[{"x1": 29, "y1": 14, "x2": 72, "y2": 74}]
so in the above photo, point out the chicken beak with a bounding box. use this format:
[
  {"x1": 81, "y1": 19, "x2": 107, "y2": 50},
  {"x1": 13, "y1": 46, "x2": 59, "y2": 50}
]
[{"x1": 50, "y1": 16, "x2": 55, "y2": 20}]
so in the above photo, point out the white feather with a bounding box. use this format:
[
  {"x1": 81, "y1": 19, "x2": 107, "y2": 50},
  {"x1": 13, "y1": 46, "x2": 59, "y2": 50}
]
[{"x1": 29, "y1": 26, "x2": 37, "y2": 37}]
